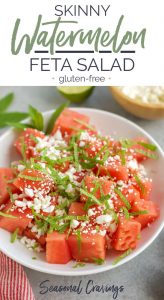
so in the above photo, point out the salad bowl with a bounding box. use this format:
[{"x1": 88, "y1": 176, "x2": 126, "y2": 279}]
[{"x1": 0, "y1": 108, "x2": 163, "y2": 276}]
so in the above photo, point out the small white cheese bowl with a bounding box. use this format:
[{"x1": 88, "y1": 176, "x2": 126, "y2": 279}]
[
  {"x1": 0, "y1": 108, "x2": 164, "y2": 276},
  {"x1": 110, "y1": 87, "x2": 164, "y2": 120}
]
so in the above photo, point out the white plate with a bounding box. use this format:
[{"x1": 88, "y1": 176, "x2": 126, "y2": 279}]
[{"x1": 0, "y1": 108, "x2": 164, "y2": 276}]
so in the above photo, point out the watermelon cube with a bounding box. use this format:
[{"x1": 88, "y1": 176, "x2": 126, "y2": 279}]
[{"x1": 46, "y1": 232, "x2": 71, "y2": 264}]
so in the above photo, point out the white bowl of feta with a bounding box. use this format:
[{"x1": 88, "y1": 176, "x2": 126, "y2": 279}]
[
  {"x1": 0, "y1": 108, "x2": 163, "y2": 276},
  {"x1": 110, "y1": 86, "x2": 164, "y2": 120}
]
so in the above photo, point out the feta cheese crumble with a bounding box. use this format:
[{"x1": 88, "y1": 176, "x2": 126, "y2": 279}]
[
  {"x1": 20, "y1": 236, "x2": 42, "y2": 252},
  {"x1": 71, "y1": 219, "x2": 79, "y2": 229},
  {"x1": 96, "y1": 215, "x2": 113, "y2": 225},
  {"x1": 118, "y1": 86, "x2": 164, "y2": 104}
]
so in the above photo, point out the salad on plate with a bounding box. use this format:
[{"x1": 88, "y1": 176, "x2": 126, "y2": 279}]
[{"x1": 0, "y1": 107, "x2": 160, "y2": 266}]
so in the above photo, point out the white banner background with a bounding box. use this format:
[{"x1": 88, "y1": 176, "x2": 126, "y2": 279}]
[{"x1": 0, "y1": 0, "x2": 163, "y2": 86}]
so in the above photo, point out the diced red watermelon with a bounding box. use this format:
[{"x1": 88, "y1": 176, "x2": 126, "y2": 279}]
[
  {"x1": 51, "y1": 109, "x2": 90, "y2": 137},
  {"x1": 74, "y1": 171, "x2": 87, "y2": 183},
  {"x1": 46, "y1": 232, "x2": 71, "y2": 264},
  {"x1": 0, "y1": 202, "x2": 32, "y2": 235},
  {"x1": 0, "y1": 168, "x2": 19, "y2": 205},
  {"x1": 99, "y1": 162, "x2": 129, "y2": 182},
  {"x1": 132, "y1": 177, "x2": 152, "y2": 201},
  {"x1": 68, "y1": 233, "x2": 106, "y2": 262},
  {"x1": 131, "y1": 199, "x2": 159, "y2": 228},
  {"x1": 54, "y1": 161, "x2": 70, "y2": 173},
  {"x1": 24, "y1": 227, "x2": 46, "y2": 246},
  {"x1": 84, "y1": 139, "x2": 105, "y2": 158},
  {"x1": 111, "y1": 218, "x2": 141, "y2": 251},
  {"x1": 14, "y1": 128, "x2": 45, "y2": 159},
  {"x1": 113, "y1": 185, "x2": 140, "y2": 212},
  {"x1": 80, "y1": 175, "x2": 112, "y2": 202},
  {"x1": 86, "y1": 205, "x2": 104, "y2": 224},
  {"x1": 69, "y1": 202, "x2": 85, "y2": 216},
  {"x1": 13, "y1": 169, "x2": 54, "y2": 196},
  {"x1": 128, "y1": 137, "x2": 152, "y2": 162}
]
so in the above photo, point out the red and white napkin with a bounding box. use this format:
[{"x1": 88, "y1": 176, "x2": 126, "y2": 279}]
[{"x1": 0, "y1": 252, "x2": 35, "y2": 300}]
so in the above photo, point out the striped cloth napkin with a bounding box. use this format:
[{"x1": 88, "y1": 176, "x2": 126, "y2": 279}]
[{"x1": 0, "y1": 252, "x2": 35, "y2": 300}]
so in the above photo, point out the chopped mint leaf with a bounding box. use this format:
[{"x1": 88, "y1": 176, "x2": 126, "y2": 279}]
[
  {"x1": 0, "y1": 212, "x2": 18, "y2": 219},
  {"x1": 76, "y1": 229, "x2": 82, "y2": 255},
  {"x1": 130, "y1": 210, "x2": 148, "y2": 216},
  {"x1": 0, "y1": 93, "x2": 14, "y2": 112},
  {"x1": 137, "y1": 233, "x2": 141, "y2": 240},
  {"x1": 115, "y1": 188, "x2": 131, "y2": 210},
  {"x1": 0, "y1": 112, "x2": 29, "y2": 128},
  {"x1": 121, "y1": 207, "x2": 130, "y2": 219},
  {"x1": 80, "y1": 188, "x2": 101, "y2": 206},
  {"x1": 137, "y1": 141, "x2": 157, "y2": 152},
  {"x1": 29, "y1": 105, "x2": 44, "y2": 131},
  {"x1": 4, "y1": 122, "x2": 33, "y2": 129},
  {"x1": 120, "y1": 139, "x2": 134, "y2": 149},
  {"x1": 95, "y1": 225, "x2": 100, "y2": 232},
  {"x1": 18, "y1": 174, "x2": 43, "y2": 181},
  {"x1": 10, "y1": 228, "x2": 19, "y2": 243},
  {"x1": 20, "y1": 137, "x2": 27, "y2": 162},
  {"x1": 73, "y1": 143, "x2": 80, "y2": 170},
  {"x1": 112, "y1": 249, "x2": 132, "y2": 265},
  {"x1": 73, "y1": 118, "x2": 95, "y2": 131},
  {"x1": 134, "y1": 174, "x2": 145, "y2": 193},
  {"x1": 93, "y1": 257, "x2": 105, "y2": 265},
  {"x1": 120, "y1": 149, "x2": 126, "y2": 166},
  {"x1": 6, "y1": 186, "x2": 14, "y2": 203},
  {"x1": 135, "y1": 149, "x2": 158, "y2": 159},
  {"x1": 73, "y1": 262, "x2": 85, "y2": 268}
]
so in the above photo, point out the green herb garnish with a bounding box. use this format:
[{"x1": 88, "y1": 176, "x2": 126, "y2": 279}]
[
  {"x1": 95, "y1": 225, "x2": 100, "y2": 232},
  {"x1": 114, "y1": 188, "x2": 131, "y2": 210},
  {"x1": 137, "y1": 233, "x2": 141, "y2": 240},
  {"x1": 121, "y1": 207, "x2": 130, "y2": 219},
  {"x1": 137, "y1": 141, "x2": 157, "y2": 151},
  {"x1": 73, "y1": 262, "x2": 85, "y2": 268},
  {"x1": 120, "y1": 139, "x2": 134, "y2": 149},
  {"x1": 134, "y1": 174, "x2": 145, "y2": 193},
  {"x1": 31, "y1": 208, "x2": 87, "y2": 235},
  {"x1": 20, "y1": 137, "x2": 27, "y2": 162},
  {"x1": 76, "y1": 229, "x2": 82, "y2": 254},
  {"x1": 0, "y1": 212, "x2": 18, "y2": 219},
  {"x1": 80, "y1": 188, "x2": 101, "y2": 207},
  {"x1": 135, "y1": 149, "x2": 158, "y2": 159},
  {"x1": 0, "y1": 93, "x2": 14, "y2": 112},
  {"x1": 73, "y1": 143, "x2": 80, "y2": 170},
  {"x1": 112, "y1": 249, "x2": 132, "y2": 265},
  {"x1": 10, "y1": 228, "x2": 19, "y2": 243},
  {"x1": 32, "y1": 242, "x2": 39, "y2": 250},
  {"x1": 93, "y1": 257, "x2": 105, "y2": 265},
  {"x1": 6, "y1": 186, "x2": 14, "y2": 203},
  {"x1": 101, "y1": 150, "x2": 110, "y2": 164},
  {"x1": 130, "y1": 210, "x2": 148, "y2": 216},
  {"x1": 18, "y1": 174, "x2": 43, "y2": 181},
  {"x1": 0, "y1": 112, "x2": 29, "y2": 128},
  {"x1": 120, "y1": 149, "x2": 126, "y2": 166},
  {"x1": 29, "y1": 105, "x2": 44, "y2": 131},
  {"x1": 74, "y1": 118, "x2": 95, "y2": 131},
  {"x1": 4, "y1": 122, "x2": 33, "y2": 129}
]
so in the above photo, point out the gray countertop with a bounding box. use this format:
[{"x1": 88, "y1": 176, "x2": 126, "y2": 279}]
[{"x1": 0, "y1": 87, "x2": 163, "y2": 300}]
